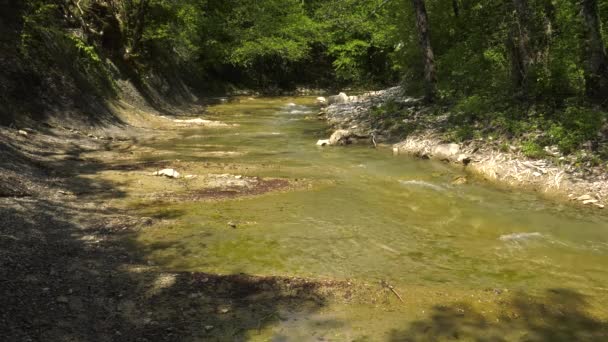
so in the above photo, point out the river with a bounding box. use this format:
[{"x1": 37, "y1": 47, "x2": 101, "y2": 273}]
[{"x1": 129, "y1": 97, "x2": 608, "y2": 340}]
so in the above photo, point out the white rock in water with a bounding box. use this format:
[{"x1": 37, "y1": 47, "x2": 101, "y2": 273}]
[
  {"x1": 316, "y1": 97, "x2": 327, "y2": 105},
  {"x1": 327, "y1": 92, "x2": 349, "y2": 105},
  {"x1": 153, "y1": 169, "x2": 180, "y2": 179},
  {"x1": 432, "y1": 144, "x2": 460, "y2": 160},
  {"x1": 576, "y1": 194, "x2": 593, "y2": 201},
  {"x1": 316, "y1": 139, "x2": 330, "y2": 147},
  {"x1": 18, "y1": 130, "x2": 28, "y2": 136},
  {"x1": 583, "y1": 199, "x2": 599, "y2": 205}
]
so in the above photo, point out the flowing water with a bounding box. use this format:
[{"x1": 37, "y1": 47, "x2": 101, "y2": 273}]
[{"x1": 132, "y1": 97, "x2": 608, "y2": 340}]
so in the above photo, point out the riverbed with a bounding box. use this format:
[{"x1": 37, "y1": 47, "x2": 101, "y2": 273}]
[{"x1": 113, "y1": 97, "x2": 608, "y2": 340}]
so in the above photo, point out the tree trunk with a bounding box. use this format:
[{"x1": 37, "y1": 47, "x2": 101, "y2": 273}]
[
  {"x1": 452, "y1": 0, "x2": 460, "y2": 18},
  {"x1": 411, "y1": 0, "x2": 437, "y2": 102},
  {"x1": 510, "y1": 0, "x2": 532, "y2": 92},
  {"x1": 581, "y1": 0, "x2": 608, "y2": 101},
  {"x1": 130, "y1": 0, "x2": 148, "y2": 55}
]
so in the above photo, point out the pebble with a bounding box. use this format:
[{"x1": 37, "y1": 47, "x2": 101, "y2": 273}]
[{"x1": 227, "y1": 221, "x2": 237, "y2": 228}]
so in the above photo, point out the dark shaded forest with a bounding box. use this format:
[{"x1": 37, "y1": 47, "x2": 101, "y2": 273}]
[{"x1": 1, "y1": 0, "x2": 608, "y2": 162}]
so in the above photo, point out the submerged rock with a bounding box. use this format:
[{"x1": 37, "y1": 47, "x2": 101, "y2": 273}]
[
  {"x1": 173, "y1": 118, "x2": 230, "y2": 127},
  {"x1": 499, "y1": 232, "x2": 543, "y2": 242},
  {"x1": 329, "y1": 129, "x2": 352, "y2": 145},
  {"x1": 399, "y1": 180, "x2": 444, "y2": 192},
  {"x1": 451, "y1": 176, "x2": 468, "y2": 185}
]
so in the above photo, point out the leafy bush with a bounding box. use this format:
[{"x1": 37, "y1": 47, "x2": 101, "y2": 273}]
[
  {"x1": 521, "y1": 140, "x2": 546, "y2": 159},
  {"x1": 548, "y1": 106, "x2": 606, "y2": 154}
]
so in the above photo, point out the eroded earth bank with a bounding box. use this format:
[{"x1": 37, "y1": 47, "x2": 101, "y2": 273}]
[{"x1": 2, "y1": 96, "x2": 608, "y2": 341}]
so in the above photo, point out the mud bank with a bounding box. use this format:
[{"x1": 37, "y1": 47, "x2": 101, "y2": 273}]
[{"x1": 319, "y1": 87, "x2": 608, "y2": 209}]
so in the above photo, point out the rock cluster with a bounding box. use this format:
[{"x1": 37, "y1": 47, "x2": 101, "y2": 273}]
[{"x1": 317, "y1": 87, "x2": 406, "y2": 147}]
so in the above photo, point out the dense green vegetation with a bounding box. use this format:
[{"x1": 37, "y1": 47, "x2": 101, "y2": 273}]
[{"x1": 1, "y1": 0, "x2": 607, "y2": 157}]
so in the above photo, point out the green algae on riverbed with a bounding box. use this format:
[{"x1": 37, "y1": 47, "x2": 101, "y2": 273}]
[{"x1": 111, "y1": 97, "x2": 608, "y2": 339}]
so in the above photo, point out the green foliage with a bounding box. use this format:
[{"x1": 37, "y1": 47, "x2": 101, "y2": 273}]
[
  {"x1": 548, "y1": 106, "x2": 606, "y2": 154},
  {"x1": 18, "y1": 1, "x2": 114, "y2": 96},
  {"x1": 521, "y1": 140, "x2": 546, "y2": 159}
]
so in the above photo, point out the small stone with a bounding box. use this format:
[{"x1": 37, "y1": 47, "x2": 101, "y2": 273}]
[
  {"x1": 184, "y1": 175, "x2": 197, "y2": 179},
  {"x1": 219, "y1": 308, "x2": 230, "y2": 314},
  {"x1": 227, "y1": 222, "x2": 237, "y2": 228},
  {"x1": 204, "y1": 325, "x2": 214, "y2": 331},
  {"x1": 594, "y1": 203, "x2": 605, "y2": 209},
  {"x1": 583, "y1": 199, "x2": 598, "y2": 205},
  {"x1": 532, "y1": 172, "x2": 542, "y2": 177},
  {"x1": 18, "y1": 130, "x2": 28, "y2": 136},
  {"x1": 235, "y1": 175, "x2": 243, "y2": 179}
]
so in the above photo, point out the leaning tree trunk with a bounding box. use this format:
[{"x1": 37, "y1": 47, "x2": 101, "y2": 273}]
[
  {"x1": 412, "y1": 0, "x2": 437, "y2": 103},
  {"x1": 581, "y1": 0, "x2": 608, "y2": 102}
]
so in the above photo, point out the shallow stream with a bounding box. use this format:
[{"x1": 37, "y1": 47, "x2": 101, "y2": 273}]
[{"x1": 132, "y1": 97, "x2": 608, "y2": 340}]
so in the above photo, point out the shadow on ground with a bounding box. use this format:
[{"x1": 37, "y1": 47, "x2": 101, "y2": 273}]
[
  {"x1": 388, "y1": 288, "x2": 608, "y2": 341},
  {"x1": 0, "y1": 130, "x2": 330, "y2": 341}
]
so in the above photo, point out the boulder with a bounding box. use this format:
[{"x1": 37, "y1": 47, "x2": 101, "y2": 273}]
[
  {"x1": 18, "y1": 130, "x2": 28, "y2": 137},
  {"x1": 153, "y1": 169, "x2": 181, "y2": 179},
  {"x1": 432, "y1": 143, "x2": 460, "y2": 161},
  {"x1": 329, "y1": 129, "x2": 352, "y2": 145},
  {"x1": 316, "y1": 97, "x2": 327, "y2": 106},
  {"x1": 327, "y1": 92, "x2": 349, "y2": 105}
]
